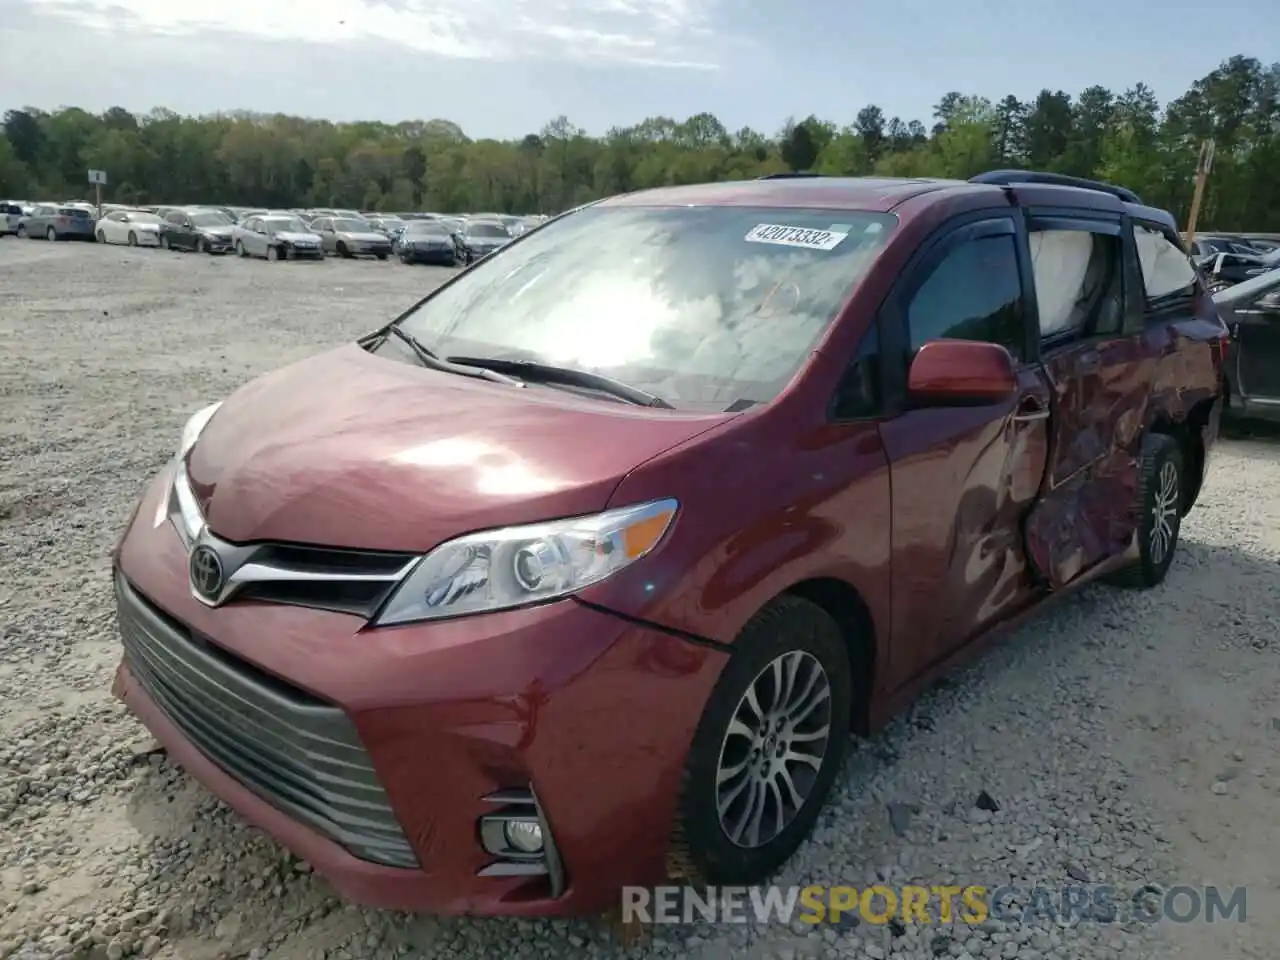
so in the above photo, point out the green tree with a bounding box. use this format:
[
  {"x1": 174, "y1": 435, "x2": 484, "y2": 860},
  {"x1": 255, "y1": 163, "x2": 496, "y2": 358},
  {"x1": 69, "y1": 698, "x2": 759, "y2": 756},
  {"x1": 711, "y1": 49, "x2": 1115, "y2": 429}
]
[{"x1": 2, "y1": 55, "x2": 1277, "y2": 232}]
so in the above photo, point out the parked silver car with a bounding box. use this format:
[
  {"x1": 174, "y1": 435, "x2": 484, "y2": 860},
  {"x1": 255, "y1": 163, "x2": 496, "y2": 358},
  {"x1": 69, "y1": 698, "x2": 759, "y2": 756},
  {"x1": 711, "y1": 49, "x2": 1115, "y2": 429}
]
[
  {"x1": 230, "y1": 214, "x2": 324, "y2": 261},
  {"x1": 311, "y1": 217, "x2": 393, "y2": 259},
  {"x1": 0, "y1": 201, "x2": 23, "y2": 236}
]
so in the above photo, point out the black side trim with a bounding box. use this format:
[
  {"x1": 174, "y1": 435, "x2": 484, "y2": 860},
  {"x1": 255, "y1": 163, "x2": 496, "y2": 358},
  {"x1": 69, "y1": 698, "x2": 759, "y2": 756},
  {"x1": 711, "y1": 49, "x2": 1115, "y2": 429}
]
[{"x1": 572, "y1": 597, "x2": 733, "y2": 653}]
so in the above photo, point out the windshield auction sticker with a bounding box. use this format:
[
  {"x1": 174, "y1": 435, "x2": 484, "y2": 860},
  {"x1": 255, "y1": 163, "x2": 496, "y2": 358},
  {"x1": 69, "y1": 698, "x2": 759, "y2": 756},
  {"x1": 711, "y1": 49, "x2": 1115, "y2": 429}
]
[{"x1": 745, "y1": 223, "x2": 848, "y2": 251}]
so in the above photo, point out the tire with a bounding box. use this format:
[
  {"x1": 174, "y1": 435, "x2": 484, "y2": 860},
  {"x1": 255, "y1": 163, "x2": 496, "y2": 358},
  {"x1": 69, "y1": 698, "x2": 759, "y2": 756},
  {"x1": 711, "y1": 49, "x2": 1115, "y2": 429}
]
[
  {"x1": 235, "y1": 241, "x2": 247, "y2": 258},
  {"x1": 668, "y1": 595, "x2": 852, "y2": 887},
  {"x1": 376, "y1": 252, "x2": 388, "y2": 261},
  {"x1": 399, "y1": 252, "x2": 410, "y2": 264},
  {"x1": 337, "y1": 242, "x2": 350, "y2": 259},
  {"x1": 196, "y1": 237, "x2": 206, "y2": 254},
  {"x1": 267, "y1": 245, "x2": 279, "y2": 262},
  {"x1": 97, "y1": 229, "x2": 106, "y2": 244},
  {"x1": 46, "y1": 227, "x2": 57, "y2": 242},
  {"x1": 16, "y1": 225, "x2": 26, "y2": 238},
  {"x1": 160, "y1": 234, "x2": 170, "y2": 250},
  {"x1": 127, "y1": 231, "x2": 137, "y2": 247},
  {"x1": 1104, "y1": 432, "x2": 1184, "y2": 589}
]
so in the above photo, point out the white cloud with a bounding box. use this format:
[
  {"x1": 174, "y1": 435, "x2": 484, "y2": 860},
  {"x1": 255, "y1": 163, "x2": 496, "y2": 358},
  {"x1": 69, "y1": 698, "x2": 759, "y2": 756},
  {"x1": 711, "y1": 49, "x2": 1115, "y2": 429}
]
[{"x1": 25, "y1": 0, "x2": 722, "y2": 68}]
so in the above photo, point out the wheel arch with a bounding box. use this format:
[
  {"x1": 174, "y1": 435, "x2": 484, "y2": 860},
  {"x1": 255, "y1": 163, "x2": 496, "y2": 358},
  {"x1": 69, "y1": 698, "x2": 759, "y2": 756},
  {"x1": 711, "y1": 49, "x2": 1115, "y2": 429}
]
[
  {"x1": 1148, "y1": 397, "x2": 1215, "y2": 515},
  {"x1": 777, "y1": 577, "x2": 877, "y2": 736}
]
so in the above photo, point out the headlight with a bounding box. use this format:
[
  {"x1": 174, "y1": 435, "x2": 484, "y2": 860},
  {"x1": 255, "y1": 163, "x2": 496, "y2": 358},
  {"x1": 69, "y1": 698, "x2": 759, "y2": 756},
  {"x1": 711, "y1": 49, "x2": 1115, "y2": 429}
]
[
  {"x1": 178, "y1": 402, "x2": 221, "y2": 460},
  {"x1": 373, "y1": 498, "x2": 677, "y2": 626}
]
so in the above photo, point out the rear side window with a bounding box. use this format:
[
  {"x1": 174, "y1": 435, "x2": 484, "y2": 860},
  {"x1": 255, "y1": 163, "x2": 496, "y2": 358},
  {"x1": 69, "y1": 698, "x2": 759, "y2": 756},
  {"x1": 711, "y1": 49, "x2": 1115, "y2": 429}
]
[
  {"x1": 59, "y1": 207, "x2": 90, "y2": 217},
  {"x1": 907, "y1": 235, "x2": 1026, "y2": 361},
  {"x1": 1133, "y1": 224, "x2": 1197, "y2": 304},
  {"x1": 1029, "y1": 229, "x2": 1124, "y2": 340}
]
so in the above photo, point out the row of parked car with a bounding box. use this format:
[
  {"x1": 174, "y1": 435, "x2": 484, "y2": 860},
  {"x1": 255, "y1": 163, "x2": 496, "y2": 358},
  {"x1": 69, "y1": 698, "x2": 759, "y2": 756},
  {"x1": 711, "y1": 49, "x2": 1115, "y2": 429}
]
[
  {"x1": 0, "y1": 199, "x2": 547, "y2": 266},
  {"x1": 1188, "y1": 232, "x2": 1280, "y2": 289}
]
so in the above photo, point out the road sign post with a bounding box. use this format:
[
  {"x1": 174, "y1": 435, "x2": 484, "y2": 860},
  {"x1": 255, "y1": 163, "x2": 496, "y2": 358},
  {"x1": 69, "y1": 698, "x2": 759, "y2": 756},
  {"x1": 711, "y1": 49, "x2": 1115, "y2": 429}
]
[{"x1": 87, "y1": 169, "x2": 108, "y2": 219}]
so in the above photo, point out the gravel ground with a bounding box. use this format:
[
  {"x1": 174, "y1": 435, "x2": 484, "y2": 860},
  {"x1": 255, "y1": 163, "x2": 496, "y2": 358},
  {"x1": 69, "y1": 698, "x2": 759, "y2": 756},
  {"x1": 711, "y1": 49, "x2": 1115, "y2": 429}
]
[{"x1": 2, "y1": 238, "x2": 1278, "y2": 960}]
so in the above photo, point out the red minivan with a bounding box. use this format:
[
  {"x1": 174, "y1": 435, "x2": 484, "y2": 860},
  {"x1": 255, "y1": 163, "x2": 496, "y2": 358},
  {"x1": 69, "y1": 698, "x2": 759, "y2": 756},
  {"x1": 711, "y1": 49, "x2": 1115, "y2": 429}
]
[{"x1": 111, "y1": 171, "x2": 1224, "y2": 917}]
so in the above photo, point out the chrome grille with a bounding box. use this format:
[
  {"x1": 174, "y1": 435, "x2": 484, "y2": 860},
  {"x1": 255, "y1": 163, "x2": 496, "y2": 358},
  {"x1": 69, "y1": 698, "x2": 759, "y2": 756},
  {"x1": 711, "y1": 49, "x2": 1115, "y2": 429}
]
[
  {"x1": 164, "y1": 461, "x2": 418, "y2": 617},
  {"x1": 115, "y1": 573, "x2": 419, "y2": 869}
]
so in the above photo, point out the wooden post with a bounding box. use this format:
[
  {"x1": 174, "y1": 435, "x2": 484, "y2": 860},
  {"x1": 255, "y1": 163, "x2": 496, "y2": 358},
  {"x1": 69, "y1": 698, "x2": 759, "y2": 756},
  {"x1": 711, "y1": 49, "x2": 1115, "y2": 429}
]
[{"x1": 1184, "y1": 138, "x2": 1215, "y2": 245}]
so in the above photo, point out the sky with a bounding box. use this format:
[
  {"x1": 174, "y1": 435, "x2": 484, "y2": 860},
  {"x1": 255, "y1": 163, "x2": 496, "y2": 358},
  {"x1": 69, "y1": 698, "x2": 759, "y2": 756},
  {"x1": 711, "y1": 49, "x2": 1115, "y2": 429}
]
[{"x1": 1, "y1": 0, "x2": 1276, "y2": 140}]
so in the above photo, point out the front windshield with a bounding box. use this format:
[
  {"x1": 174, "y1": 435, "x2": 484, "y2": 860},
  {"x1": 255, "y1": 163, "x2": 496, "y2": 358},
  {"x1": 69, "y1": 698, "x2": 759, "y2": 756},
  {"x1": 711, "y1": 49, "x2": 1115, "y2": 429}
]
[
  {"x1": 468, "y1": 222, "x2": 509, "y2": 238},
  {"x1": 407, "y1": 222, "x2": 447, "y2": 235},
  {"x1": 266, "y1": 217, "x2": 307, "y2": 233},
  {"x1": 129, "y1": 213, "x2": 163, "y2": 224},
  {"x1": 394, "y1": 205, "x2": 896, "y2": 410},
  {"x1": 334, "y1": 219, "x2": 369, "y2": 231},
  {"x1": 190, "y1": 211, "x2": 231, "y2": 227}
]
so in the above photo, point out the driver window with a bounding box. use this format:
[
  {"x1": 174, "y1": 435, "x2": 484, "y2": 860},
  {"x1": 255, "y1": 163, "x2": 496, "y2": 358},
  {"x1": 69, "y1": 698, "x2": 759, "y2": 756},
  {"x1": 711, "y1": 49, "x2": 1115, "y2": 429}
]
[{"x1": 907, "y1": 233, "x2": 1026, "y2": 361}]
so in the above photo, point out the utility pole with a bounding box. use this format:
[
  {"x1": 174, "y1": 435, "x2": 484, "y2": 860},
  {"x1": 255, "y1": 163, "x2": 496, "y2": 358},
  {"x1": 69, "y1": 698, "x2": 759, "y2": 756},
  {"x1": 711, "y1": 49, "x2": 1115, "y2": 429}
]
[{"x1": 1184, "y1": 139, "x2": 1214, "y2": 245}]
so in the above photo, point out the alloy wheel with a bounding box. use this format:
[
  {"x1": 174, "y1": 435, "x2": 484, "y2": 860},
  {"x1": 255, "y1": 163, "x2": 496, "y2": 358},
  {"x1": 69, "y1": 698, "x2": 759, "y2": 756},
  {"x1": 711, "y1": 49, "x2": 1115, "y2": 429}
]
[
  {"x1": 715, "y1": 650, "x2": 832, "y2": 849},
  {"x1": 1149, "y1": 460, "x2": 1180, "y2": 565}
]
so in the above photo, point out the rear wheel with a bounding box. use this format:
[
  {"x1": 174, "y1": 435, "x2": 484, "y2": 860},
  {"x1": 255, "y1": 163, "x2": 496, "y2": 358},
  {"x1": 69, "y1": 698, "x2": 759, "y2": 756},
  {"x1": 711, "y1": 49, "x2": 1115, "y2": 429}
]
[
  {"x1": 266, "y1": 245, "x2": 280, "y2": 262},
  {"x1": 1104, "y1": 432, "x2": 1184, "y2": 589},
  {"x1": 669, "y1": 595, "x2": 852, "y2": 886},
  {"x1": 196, "y1": 237, "x2": 206, "y2": 254},
  {"x1": 16, "y1": 225, "x2": 26, "y2": 238},
  {"x1": 46, "y1": 227, "x2": 57, "y2": 242},
  {"x1": 127, "y1": 231, "x2": 137, "y2": 247},
  {"x1": 97, "y1": 229, "x2": 106, "y2": 243},
  {"x1": 376, "y1": 251, "x2": 388, "y2": 261},
  {"x1": 235, "y1": 240, "x2": 247, "y2": 258},
  {"x1": 160, "y1": 234, "x2": 170, "y2": 250}
]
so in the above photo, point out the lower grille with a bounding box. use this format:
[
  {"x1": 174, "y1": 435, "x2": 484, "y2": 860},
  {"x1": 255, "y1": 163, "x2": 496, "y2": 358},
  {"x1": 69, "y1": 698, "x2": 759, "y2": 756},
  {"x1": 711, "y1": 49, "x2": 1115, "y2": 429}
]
[{"x1": 115, "y1": 573, "x2": 419, "y2": 869}]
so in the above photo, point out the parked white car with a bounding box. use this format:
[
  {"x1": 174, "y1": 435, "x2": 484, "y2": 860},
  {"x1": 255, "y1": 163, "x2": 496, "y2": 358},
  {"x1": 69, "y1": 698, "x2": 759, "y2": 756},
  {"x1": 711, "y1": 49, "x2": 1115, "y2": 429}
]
[{"x1": 96, "y1": 210, "x2": 164, "y2": 247}]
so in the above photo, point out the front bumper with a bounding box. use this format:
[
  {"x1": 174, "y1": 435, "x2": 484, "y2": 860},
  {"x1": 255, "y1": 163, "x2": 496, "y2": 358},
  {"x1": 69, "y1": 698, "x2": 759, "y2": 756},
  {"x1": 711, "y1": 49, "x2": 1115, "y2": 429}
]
[
  {"x1": 111, "y1": 467, "x2": 725, "y2": 915},
  {"x1": 401, "y1": 246, "x2": 457, "y2": 264}
]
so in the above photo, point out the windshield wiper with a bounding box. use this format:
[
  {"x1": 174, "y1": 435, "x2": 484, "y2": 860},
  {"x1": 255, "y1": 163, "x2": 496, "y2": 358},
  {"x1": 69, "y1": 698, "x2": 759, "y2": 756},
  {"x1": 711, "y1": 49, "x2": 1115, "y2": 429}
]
[
  {"x1": 446, "y1": 355, "x2": 674, "y2": 409},
  {"x1": 381, "y1": 326, "x2": 523, "y2": 387}
]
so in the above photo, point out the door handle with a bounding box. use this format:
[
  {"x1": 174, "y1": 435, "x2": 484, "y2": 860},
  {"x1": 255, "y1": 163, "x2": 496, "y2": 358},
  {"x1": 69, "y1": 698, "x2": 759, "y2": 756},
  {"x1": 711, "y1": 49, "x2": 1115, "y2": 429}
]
[{"x1": 1012, "y1": 399, "x2": 1050, "y2": 423}]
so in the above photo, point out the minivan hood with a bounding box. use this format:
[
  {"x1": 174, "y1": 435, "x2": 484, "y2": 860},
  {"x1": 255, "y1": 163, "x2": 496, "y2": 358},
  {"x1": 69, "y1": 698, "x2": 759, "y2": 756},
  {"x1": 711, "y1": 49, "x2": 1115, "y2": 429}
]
[{"x1": 186, "y1": 343, "x2": 731, "y2": 552}]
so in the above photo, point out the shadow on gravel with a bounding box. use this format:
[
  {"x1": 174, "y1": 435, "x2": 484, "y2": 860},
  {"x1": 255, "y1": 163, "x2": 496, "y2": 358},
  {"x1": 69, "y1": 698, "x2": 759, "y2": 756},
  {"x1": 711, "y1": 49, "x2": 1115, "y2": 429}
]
[{"x1": 110, "y1": 535, "x2": 1280, "y2": 958}]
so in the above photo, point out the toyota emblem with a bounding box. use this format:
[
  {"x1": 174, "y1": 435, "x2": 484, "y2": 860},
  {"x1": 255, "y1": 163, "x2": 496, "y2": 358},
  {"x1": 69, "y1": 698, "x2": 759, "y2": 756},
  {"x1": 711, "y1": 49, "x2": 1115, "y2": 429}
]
[{"x1": 189, "y1": 545, "x2": 224, "y2": 601}]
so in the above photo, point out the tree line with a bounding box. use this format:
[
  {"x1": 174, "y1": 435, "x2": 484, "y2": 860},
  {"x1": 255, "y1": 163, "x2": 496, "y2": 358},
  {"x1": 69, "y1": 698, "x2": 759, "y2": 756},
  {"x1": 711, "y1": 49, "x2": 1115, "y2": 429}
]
[{"x1": 1, "y1": 55, "x2": 1277, "y2": 230}]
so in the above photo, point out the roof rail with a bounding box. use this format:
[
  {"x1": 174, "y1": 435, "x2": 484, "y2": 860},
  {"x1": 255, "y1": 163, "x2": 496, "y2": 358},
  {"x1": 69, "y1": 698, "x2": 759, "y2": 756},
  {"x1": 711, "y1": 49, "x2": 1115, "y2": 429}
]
[
  {"x1": 756, "y1": 172, "x2": 826, "y2": 180},
  {"x1": 969, "y1": 169, "x2": 1142, "y2": 205}
]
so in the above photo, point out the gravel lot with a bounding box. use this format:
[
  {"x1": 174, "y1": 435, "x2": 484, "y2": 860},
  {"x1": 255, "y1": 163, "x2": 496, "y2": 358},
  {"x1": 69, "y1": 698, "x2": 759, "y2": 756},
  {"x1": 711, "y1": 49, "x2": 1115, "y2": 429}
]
[{"x1": 2, "y1": 238, "x2": 1278, "y2": 960}]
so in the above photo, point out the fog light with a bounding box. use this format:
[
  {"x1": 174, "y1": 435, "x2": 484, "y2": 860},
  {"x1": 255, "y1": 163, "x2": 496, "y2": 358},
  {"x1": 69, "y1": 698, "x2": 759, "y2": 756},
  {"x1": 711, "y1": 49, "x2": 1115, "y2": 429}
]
[{"x1": 504, "y1": 819, "x2": 544, "y2": 854}]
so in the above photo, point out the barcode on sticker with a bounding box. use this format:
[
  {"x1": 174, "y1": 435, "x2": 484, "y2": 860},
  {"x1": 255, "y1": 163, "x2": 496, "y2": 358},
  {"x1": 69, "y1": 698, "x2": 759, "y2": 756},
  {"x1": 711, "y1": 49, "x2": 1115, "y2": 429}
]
[{"x1": 745, "y1": 223, "x2": 849, "y2": 251}]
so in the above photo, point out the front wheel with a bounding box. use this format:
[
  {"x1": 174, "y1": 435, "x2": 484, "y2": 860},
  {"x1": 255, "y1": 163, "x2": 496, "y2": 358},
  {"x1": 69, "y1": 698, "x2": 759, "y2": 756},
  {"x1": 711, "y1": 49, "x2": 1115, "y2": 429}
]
[
  {"x1": 160, "y1": 234, "x2": 170, "y2": 250},
  {"x1": 127, "y1": 231, "x2": 137, "y2": 247},
  {"x1": 336, "y1": 242, "x2": 351, "y2": 258},
  {"x1": 196, "y1": 237, "x2": 206, "y2": 254},
  {"x1": 1104, "y1": 432, "x2": 1184, "y2": 589},
  {"x1": 235, "y1": 241, "x2": 247, "y2": 258},
  {"x1": 376, "y1": 252, "x2": 388, "y2": 261},
  {"x1": 46, "y1": 227, "x2": 57, "y2": 242},
  {"x1": 266, "y1": 245, "x2": 280, "y2": 262},
  {"x1": 97, "y1": 229, "x2": 106, "y2": 244},
  {"x1": 669, "y1": 595, "x2": 852, "y2": 886}
]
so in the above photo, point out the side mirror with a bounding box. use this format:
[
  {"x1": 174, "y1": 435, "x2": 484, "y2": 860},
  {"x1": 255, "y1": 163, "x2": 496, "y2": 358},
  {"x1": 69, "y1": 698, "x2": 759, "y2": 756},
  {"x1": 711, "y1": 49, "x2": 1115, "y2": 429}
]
[{"x1": 907, "y1": 340, "x2": 1018, "y2": 404}]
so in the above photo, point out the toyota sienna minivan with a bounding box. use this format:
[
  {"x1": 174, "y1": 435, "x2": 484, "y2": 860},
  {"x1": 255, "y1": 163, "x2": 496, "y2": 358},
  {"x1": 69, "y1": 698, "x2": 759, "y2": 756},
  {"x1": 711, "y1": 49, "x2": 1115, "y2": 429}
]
[{"x1": 111, "y1": 171, "x2": 1223, "y2": 916}]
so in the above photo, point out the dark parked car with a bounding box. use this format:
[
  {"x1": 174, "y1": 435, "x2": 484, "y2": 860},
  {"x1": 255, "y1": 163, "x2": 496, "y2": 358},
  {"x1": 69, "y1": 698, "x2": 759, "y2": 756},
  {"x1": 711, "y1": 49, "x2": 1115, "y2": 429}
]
[
  {"x1": 1215, "y1": 267, "x2": 1280, "y2": 421},
  {"x1": 159, "y1": 209, "x2": 237, "y2": 254},
  {"x1": 1197, "y1": 245, "x2": 1280, "y2": 290},
  {"x1": 109, "y1": 170, "x2": 1223, "y2": 918},
  {"x1": 17, "y1": 203, "x2": 96, "y2": 240},
  {"x1": 394, "y1": 219, "x2": 460, "y2": 265},
  {"x1": 455, "y1": 218, "x2": 511, "y2": 263}
]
